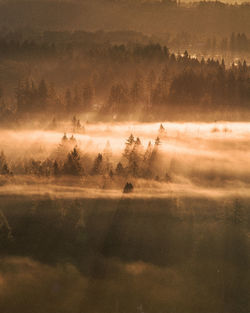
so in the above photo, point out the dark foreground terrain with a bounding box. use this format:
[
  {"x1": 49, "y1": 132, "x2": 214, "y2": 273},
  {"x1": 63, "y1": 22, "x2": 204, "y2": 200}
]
[{"x1": 0, "y1": 194, "x2": 249, "y2": 313}]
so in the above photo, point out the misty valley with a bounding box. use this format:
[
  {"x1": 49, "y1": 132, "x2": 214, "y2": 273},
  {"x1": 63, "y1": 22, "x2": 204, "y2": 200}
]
[
  {"x1": 2, "y1": 122, "x2": 250, "y2": 193},
  {"x1": 0, "y1": 1, "x2": 250, "y2": 312},
  {"x1": 0, "y1": 122, "x2": 250, "y2": 313}
]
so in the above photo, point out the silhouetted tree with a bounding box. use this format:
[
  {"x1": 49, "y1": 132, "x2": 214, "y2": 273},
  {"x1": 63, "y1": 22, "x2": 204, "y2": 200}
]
[
  {"x1": 63, "y1": 147, "x2": 82, "y2": 176},
  {"x1": 0, "y1": 151, "x2": 10, "y2": 175},
  {"x1": 115, "y1": 162, "x2": 124, "y2": 176},
  {"x1": 91, "y1": 153, "x2": 103, "y2": 175},
  {"x1": 53, "y1": 160, "x2": 60, "y2": 176}
]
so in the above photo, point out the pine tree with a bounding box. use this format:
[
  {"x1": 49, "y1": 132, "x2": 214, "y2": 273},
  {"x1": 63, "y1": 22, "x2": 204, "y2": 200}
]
[
  {"x1": 91, "y1": 153, "x2": 103, "y2": 175},
  {"x1": 130, "y1": 160, "x2": 139, "y2": 177},
  {"x1": 130, "y1": 137, "x2": 143, "y2": 163},
  {"x1": 76, "y1": 119, "x2": 82, "y2": 131},
  {"x1": 63, "y1": 147, "x2": 82, "y2": 176},
  {"x1": 123, "y1": 134, "x2": 135, "y2": 162},
  {"x1": 158, "y1": 124, "x2": 166, "y2": 138},
  {"x1": 149, "y1": 136, "x2": 161, "y2": 166},
  {"x1": 0, "y1": 151, "x2": 10, "y2": 175},
  {"x1": 62, "y1": 133, "x2": 68, "y2": 143},
  {"x1": 144, "y1": 141, "x2": 153, "y2": 162},
  {"x1": 53, "y1": 133, "x2": 71, "y2": 161},
  {"x1": 123, "y1": 182, "x2": 134, "y2": 193},
  {"x1": 115, "y1": 162, "x2": 124, "y2": 176},
  {"x1": 1, "y1": 163, "x2": 10, "y2": 175},
  {"x1": 142, "y1": 141, "x2": 154, "y2": 178},
  {"x1": 69, "y1": 135, "x2": 77, "y2": 146},
  {"x1": 53, "y1": 160, "x2": 60, "y2": 176},
  {"x1": 109, "y1": 169, "x2": 114, "y2": 178},
  {"x1": 128, "y1": 137, "x2": 143, "y2": 177},
  {"x1": 72, "y1": 116, "x2": 77, "y2": 132},
  {"x1": 155, "y1": 136, "x2": 161, "y2": 146}
]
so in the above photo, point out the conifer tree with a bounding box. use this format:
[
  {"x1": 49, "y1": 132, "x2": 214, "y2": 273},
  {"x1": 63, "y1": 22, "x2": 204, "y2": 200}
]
[
  {"x1": 0, "y1": 151, "x2": 10, "y2": 175},
  {"x1": 53, "y1": 160, "x2": 60, "y2": 176},
  {"x1": 143, "y1": 141, "x2": 153, "y2": 178},
  {"x1": 128, "y1": 137, "x2": 144, "y2": 177},
  {"x1": 149, "y1": 136, "x2": 161, "y2": 167},
  {"x1": 63, "y1": 147, "x2": 82, "y2": 176},
  {"x1": 70, "y1": 135, "x2": 77, "y2": 146},
  {"x1": 158, "y1": 124, "x2": 166, "y2": 137},
  {"x1": 115, "y1": 162, "x2": 124, "y2": 176},
  {"x1": 123, "y1": 134, "x2": 135, "y2": 162},
  {"x1": 144, "y1": 141, "x2": 153, "y2": 162},
  {"x1": 62, "y1": 133, "x2": 68, "y2": 143},
  {"x1": 91, "y1": 153, "x2": 103, "y2": 175}
]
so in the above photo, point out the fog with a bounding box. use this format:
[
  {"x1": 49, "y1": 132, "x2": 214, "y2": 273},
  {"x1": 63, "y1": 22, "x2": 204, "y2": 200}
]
[
  {"x1": 1, "y1": 122, "x2": 250, "y2": 198},
  {"x1": 0, "y1": 0, "x2": 249, "y2": 311},
  {"x1": 0, "y1": 122, "x2": 249, "y2": 313}
]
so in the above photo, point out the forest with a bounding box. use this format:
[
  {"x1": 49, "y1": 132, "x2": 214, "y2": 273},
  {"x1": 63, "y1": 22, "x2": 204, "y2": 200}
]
[
  {"x1": 0, "y1": 37, "x2": 249, "y2": 124},
  {"x1": 0, "y1": 130, "x2": 164, "y2": 181}
]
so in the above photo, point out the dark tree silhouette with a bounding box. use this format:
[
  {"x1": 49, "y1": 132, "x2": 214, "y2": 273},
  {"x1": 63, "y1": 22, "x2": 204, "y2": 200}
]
[
  {"x1": 63, "y1": 147, "x2": 82, "y2": 176},
  {"x1": 91, "y1": 153, "x2": 103, "y2": 175}
]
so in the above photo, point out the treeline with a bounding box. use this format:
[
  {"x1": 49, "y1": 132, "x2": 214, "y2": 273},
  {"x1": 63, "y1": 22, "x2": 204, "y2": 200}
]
[
  {"x1": 0, "y1": 30, "x2": 152, "y2": 60},
  {"x1": 0, "y1": 126, "x2": 170, "y2": 182},
  {"x1": 8, "y1": 49, "x2": 250, "y2": 120},
  {"x1": 0, "y1": 37, "x2": 168, "y2": 61},
  {"x1": 205, "y1": 33, "x2": 250, "y2": 53},
  {"x1": 165, "y1": 32, "x2": 250, "y2": 53},
  {"x1": 0, "y1": 30, "x2": 250, "y2": 61},
  {"x1": 0, "y1": 44, "x2": 249, "y2": 122},
  {"x1": 14, "y1": 80, "x2": 95, "y2": 117}
]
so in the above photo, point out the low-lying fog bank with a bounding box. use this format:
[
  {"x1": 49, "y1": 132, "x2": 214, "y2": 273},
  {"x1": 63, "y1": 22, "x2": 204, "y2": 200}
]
[
  {"x1": 1, "y1": 178, "x2": 250, "y2": 200},
  {"x1": 1, "y1": 122, "x2": 249, "y2": 313},
  {"x1": 1, "y1": 122, "x2": 250, "y2": 195}
]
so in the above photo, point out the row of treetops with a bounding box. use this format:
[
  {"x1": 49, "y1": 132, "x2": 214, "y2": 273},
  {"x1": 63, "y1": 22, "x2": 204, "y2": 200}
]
[
  {"x1": 0, "y1": 32, "x2": 250, "y2": 60},
  {"x1": 0, "y1": 125, "x2": 168, "y2": 182},
  {"x1": 13, "y1": 54, "x2": 249, "y2": 115},
  {"x1": 0, "y1": 45, "x2": 248, "y2": 123}
]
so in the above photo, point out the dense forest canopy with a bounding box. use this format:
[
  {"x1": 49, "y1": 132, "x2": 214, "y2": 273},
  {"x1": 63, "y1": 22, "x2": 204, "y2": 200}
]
[
  {"x1": 0, "y1": 1, "x2": 249, "y2": 124},
  {"x1": 0, "y1": 33, "x2": 249, "y2": 123}
]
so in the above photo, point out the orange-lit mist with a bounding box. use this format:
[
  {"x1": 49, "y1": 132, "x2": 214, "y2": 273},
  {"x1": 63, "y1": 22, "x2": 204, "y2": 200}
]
[{"x1": 1, "y1": 121, "x2": 250, "y2": 199}]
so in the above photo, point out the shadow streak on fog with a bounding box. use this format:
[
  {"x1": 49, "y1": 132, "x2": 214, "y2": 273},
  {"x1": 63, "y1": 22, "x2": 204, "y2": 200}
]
[{"x1": 0, "y1": 194, "x2": 249, "y2": 313}]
